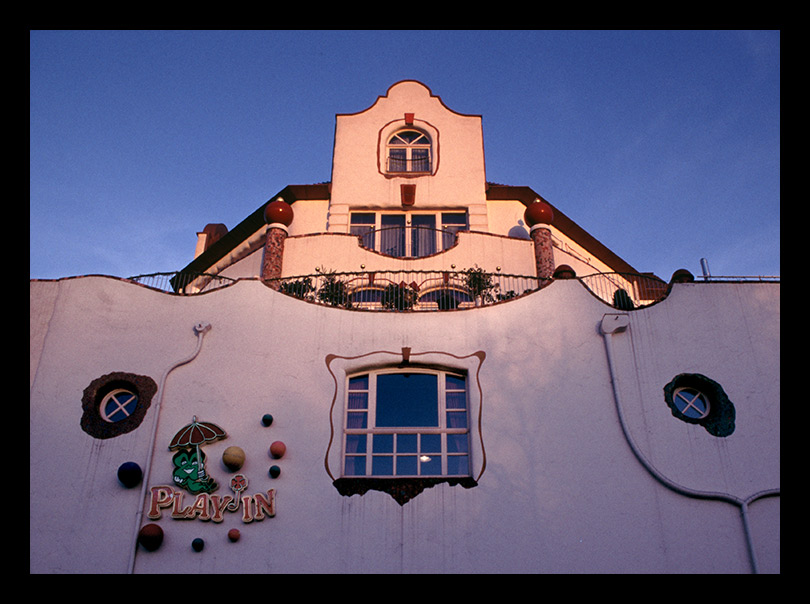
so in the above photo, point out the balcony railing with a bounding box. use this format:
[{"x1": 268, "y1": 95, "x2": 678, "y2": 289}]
[
  {"x1": 353, "y1": 226, "x2": 464, "y2": 258},
  {"x1": 386, "y1": 154, "x2": 431, "y2": 173},
  {"x1": 126, "y1": 269, "x2": 775, "y2": 311},
  {"x1": 271, "y1": 268, "x2": 544, "y2": 311},
  {"x1": 127, "y1": 271, "x2": 237, "y2": 294},
  {"x1": 270, "y1": 270, "x2": 674, "y2": 311}
]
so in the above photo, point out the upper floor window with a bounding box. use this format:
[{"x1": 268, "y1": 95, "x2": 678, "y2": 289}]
[
  {"x1": 350, "y1": 211, "x2": 468, "y2": 258},
  {"x1": 387, "y1": 129, "x2": 431, "y2": 173},
  {"x1": 343, "y1": 369, "x2": 470, "y2": 478}
]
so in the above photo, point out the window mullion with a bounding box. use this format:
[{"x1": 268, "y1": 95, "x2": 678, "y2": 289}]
[
  {"x1": 438, "y1": 370, "x2": 447, "y2": 475},
  {"x1": 367, "y1": 374, "x2": 377, "y2": 476}
]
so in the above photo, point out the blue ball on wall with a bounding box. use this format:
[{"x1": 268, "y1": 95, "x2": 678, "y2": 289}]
[{"x1": 117, "y1": 461, "x2": 143, "y2": 488}]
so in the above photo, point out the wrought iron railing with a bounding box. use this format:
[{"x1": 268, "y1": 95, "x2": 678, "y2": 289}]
[
  {"x1": 578, "y1": 272, "x2": 669, "y2": 310},
  {"x1": 386, "y1": 154, "x2": 431, "y2": 173},
  {"x1": 270, "y1": 270, "x2": 672, "y2": 311},
  {"x1": 127, "y1": 272, "x2": 237, "y2": 294},
  {"x1": 270, "y1": 268, "x2": 544, "y2": 311},
  {"x1": 126, "y1": 269, "x2": 776, "y2": 310},
  {"x1": 353, "y1": 226, "x2": 464, "y2": 258}
]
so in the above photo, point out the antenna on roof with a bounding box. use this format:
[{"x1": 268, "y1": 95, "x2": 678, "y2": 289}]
[{"x1": 700, "y1": 258, "x2": 711, "y2": 281}]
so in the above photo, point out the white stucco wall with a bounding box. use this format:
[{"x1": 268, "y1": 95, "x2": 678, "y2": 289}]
[{"x1": 30, "y1": 276, "x2": 779, "y2": 573}]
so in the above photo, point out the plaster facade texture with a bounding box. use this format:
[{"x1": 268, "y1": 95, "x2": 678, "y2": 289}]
[{"x1": 29, "y1": 276, "x2": 779, "y2": 573}]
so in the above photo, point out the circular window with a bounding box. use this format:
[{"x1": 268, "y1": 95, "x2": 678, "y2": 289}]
[
  {"x1": 663, "y1": 373, "x2": 735, "y2": 437},
  {"x1": 101, "y1": 389, "x2": 140, "y2": 423},
  {"x1": 81, "y1": 372, "x2": 157, "y2": 439},
  {"x1": 672, "y1": 387, "x2": 710, "y2": 419}
]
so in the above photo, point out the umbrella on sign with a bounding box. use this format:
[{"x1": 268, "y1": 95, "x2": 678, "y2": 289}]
[{"x1": 169, "y1": 416, "x2": 227, "y2": 481}]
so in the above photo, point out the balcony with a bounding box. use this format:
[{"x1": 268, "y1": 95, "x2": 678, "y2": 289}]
[
  {"x1": 271, "y1": 268, "x2": 544, "y2": 311},
  {"x1": 126, "y1": 269, "x2": 684, "y2": 313},
  {"x1": 354, "y1": 226, "x2": 464, "y2": 259}
]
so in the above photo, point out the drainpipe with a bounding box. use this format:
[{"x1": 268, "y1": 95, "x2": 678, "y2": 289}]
[
  {"x1": 599, "y1": 313, "x2": 779, "y2": 574},
  {"x1": 127, "y1": 321, "x2": 212, "y2": 574}
]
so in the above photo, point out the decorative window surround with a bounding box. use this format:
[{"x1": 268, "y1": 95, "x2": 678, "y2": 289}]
[
  {"x1": 81, "y1": 372, "x2": 158, "y2": 439},
  {"x1": 324, "y1": 349, "x2": 486, "y2": 504},
  {"x1": 663, "y1": 373, "x2": 736, "y2": 437}
]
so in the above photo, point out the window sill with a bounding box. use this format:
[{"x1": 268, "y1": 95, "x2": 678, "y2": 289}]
[{"x1": 333, "y1": 476, "x2": 477, "y2": 505}]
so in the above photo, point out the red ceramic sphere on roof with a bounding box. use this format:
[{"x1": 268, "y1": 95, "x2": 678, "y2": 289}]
[
  {"x1": 264, "y1": 197, "x2": 294, "y2": 226},
  {"x1": 524, "y1": 199, "x2": 554, "y2": 227}
]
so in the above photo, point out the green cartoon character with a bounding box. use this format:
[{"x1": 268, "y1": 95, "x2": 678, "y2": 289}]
[{"x1": 172, "y1": 448, "x2": 218, "y2": 493}]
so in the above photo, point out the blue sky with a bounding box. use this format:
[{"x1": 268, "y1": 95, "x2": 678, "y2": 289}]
[{"x1": 30, "y1": 30, "x2": 780, "y2": 280}]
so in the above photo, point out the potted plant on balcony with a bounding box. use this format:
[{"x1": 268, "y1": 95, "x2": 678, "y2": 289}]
[
  {"x1": 316, "y1": 268, "x2": 352, "y2": 308},
  {"x1": 380, "y1": 282, "x2": 419, "y2": 311},
  {"x1": 279, "y1": 276, "x2": 315, "y2": 301},
  {"x1": 462, "y1": 266, "x2": 497, "y2": 306}
]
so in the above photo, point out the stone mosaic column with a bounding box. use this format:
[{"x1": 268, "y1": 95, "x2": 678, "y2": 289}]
[
  {"x1": 524, "y1": 198, "x2": 555, "y2": 282},
  {"x1": 261, "y1": 197, "x2": 294, "y2": 289}
]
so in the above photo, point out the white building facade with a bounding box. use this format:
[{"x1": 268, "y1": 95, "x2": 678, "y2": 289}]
[{"x1": 30, "y1": 81, "x2": 779, "y2": 573}]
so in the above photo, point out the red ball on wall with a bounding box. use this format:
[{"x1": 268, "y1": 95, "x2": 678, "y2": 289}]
[
  {"x1": 269, "y1": 441, "x2": 286, "y2": 459},
  {"x1": 138, "y1": 523, "x2": 164, "y2": 551},
  {"x1": 264, "y1": 198, "x2": 294, "y2": 226},
  {"x1": 524, "y1": 199, "x2": 554, "y2": 227}
]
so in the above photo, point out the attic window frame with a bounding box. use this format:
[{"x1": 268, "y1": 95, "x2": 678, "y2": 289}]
[{"x1": 386, "y1": 129, "x2": 432, "y2": 174}]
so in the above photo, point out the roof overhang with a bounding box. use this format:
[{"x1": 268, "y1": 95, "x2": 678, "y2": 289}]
[
  {"x1": 177, "y1": 183, "x2": 330, "y2": 277},
  {"x1": 178, "y1": 181, "x2": 642, "y2": 278},
  {"x1": 485, "y1": 183, "x2": 640, "y2": 275}
]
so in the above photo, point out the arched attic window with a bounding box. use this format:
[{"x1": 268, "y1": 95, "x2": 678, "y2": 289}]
[{"x1": 387, "y1": 129, "x2": 432, "y2": 173}]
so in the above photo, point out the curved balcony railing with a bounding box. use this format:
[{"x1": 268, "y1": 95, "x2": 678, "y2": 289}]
[
  {"x1": 354, "y1": 226, "x2": 464, "y2": 258},
  {"x1": 127, "y1": 271, "x2": 237, "y2": 294},
  {"x1": 126, "y1": 269, "x2": 774, "y2": 311},
  {"x1": 271, "y1": 268, "x2": 544, "y2": 311}
]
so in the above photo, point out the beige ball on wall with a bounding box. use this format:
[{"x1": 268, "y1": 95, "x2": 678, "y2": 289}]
[{"x1": 222, "y1": 446, "x2": 246, "y2": 471}]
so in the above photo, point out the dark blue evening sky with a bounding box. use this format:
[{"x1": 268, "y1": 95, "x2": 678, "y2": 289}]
[{"x1": 30, "y1": 30, "x2": 780, "y2": 280}]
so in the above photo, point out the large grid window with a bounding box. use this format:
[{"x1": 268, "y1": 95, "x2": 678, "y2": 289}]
[{"x1": 343, "y1": 369, "x2": 470, "y2": 478}]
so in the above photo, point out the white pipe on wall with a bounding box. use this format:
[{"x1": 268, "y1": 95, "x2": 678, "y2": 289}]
[
  {"x1": 126, "y1": 322, "x2": 212, "y2": 574},
  {"x1": 599, "y1": 313, "x2": 779, "y2": 574}
]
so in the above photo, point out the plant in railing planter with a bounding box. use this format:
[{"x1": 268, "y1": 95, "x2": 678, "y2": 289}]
[
  {"x1": 280, "y1": 276, "x2": 315, "y2": 300},
  {"x1": 380, "y1": 282, "x2": 419, "y2": 310},
  {"x1": 496, "y1": 290, "x2": 520, "y2": 301},
  {"x1": 461, "y1": 266, "x2": 497, "y2": 304},
  {"x1": 316, "y1": 268, "x2": 352, "y2": 308}
]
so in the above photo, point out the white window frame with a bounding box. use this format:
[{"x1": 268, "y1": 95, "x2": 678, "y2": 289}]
[
  {"x1": 386, "y1": 129, "x2": 432, "y2": 173},
  {"x1": 100, "y1": 388, "x2": 139, "y2": 423},
  {"x1": 350, "y1": 211, "x2": 468, "y2": 258},
  {"x1": 342, "y1": 368, "x2": 471, "y2": 478},
  {"x1": 672, "y1": 386, "x2": 711, "y2": 419}
]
